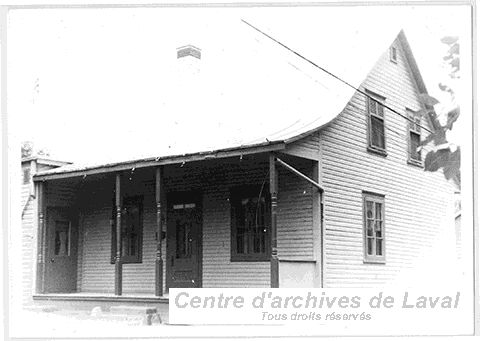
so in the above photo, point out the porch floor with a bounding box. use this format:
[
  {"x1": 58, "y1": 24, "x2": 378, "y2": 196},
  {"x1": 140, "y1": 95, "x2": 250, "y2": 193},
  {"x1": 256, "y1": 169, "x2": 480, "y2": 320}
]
[{"x1": 33, "y1": 292, "x2": 169, "y2": 304}]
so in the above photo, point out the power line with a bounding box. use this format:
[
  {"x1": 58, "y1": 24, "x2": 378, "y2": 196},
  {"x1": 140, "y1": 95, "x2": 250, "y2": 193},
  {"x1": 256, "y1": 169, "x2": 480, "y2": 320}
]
[{"x1": 241, "y1": 19, "x2": 434, "y2": 135}]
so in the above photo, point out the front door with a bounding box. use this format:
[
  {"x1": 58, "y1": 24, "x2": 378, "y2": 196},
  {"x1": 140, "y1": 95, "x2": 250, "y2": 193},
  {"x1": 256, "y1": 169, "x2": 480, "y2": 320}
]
[
  {"x1": 44, "y1": 207, "x2": 78, "y2": 293},
  {"x1": 166, "y1": 192, "x2": 202, "y2": 289}
]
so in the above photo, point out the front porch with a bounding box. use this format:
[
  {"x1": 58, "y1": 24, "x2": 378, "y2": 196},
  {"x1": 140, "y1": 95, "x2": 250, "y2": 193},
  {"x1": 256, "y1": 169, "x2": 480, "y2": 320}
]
[{"x1": 33, "y1": 151, "x2": 323, "y2": 299}]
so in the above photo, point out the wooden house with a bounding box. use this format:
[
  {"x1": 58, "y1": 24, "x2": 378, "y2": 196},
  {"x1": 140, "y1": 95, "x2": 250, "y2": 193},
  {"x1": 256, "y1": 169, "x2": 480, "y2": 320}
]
[{"x1": 18, "y1": 24, "x2": 457, "y2": 313}]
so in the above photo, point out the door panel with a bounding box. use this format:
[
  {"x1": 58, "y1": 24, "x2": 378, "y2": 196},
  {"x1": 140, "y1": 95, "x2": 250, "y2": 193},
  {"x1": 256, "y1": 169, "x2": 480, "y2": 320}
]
[
  {"x1": 167, "y1": 192, "x2": 202, "y2": 289},
  {"x1": 45, "y1": 207, "x2": 78, "y2": 293}
]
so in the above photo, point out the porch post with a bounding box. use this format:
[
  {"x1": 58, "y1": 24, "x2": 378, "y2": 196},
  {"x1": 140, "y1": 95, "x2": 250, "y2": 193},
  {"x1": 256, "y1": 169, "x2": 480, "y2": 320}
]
[
  {"x1": 155, "y1": 166, "x2": 164, "y2": 296},
  {"x1": 36, "y1": 181, "x2": 46, "y2": 293},
  {"x1": 115, "y1": 173, "x2": 122, "y2": 295},
  {"x1": 269, "y1": 154, "x2": 279, "y2": 288}
]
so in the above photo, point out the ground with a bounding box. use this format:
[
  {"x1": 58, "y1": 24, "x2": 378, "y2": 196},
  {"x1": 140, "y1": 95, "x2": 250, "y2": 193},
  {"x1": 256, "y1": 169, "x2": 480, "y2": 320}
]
[{"x1": 7, "y1": 307, "x2": 288, "y2": 339}]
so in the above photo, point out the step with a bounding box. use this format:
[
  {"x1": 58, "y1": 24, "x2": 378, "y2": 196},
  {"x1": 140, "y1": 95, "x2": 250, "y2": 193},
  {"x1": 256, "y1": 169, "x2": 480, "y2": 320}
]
[
  {"x1": 108, "y1": 305, "x2": 162, "y2": 325},
  {"x1": 109, "y1": 305, "x2": 158, "y2": 315},
  {"x1": 95, "y1": 313, "x2": 151, "y2": 326}
]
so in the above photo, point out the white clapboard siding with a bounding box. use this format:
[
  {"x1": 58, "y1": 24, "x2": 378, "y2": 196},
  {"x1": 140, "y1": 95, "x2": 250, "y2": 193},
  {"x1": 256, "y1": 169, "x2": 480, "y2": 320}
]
[
  {"x1": 76, "y1": 156, "x2": 315, "y2": 291},
  {"x1": 284, "y1": 132, "x2": 321, "y2": 160},
  {"x1": 19, "y1": 163, "x2": 78, "y2": 305},
  {"x1": 20, "y1": 178, "x2": 35, "y2": 307},
  {"x1": 19, "y1": 172, "x2": 79, "y2": 305},
  {"x1": 320, "y1": 38, "x2": 456, "y2": 287}
]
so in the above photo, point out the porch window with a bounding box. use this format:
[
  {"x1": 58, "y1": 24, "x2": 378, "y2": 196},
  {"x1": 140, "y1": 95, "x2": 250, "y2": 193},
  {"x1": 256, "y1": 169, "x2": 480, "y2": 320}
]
[
  {"x1": 363, "y1": 192, "x2": 385, "y2": 263},
  {"x1": 366, "y1": 93, "x2": 387, "y2": 155},
  {"x1": 23, "y1": 166, "x2": 31, "y2": 184},
  {"x1": 230, "y1": 186, "x2": 270, "y2": 262},
  {"x1": 111, "y1": 195, "x2": 143, "y2": 264},
  {"x1": 54, "y1": 220, "x2": 71, "y2": 256},
  {"x1": 407, "y1": 110, "x2": 422, "y2": 165}
]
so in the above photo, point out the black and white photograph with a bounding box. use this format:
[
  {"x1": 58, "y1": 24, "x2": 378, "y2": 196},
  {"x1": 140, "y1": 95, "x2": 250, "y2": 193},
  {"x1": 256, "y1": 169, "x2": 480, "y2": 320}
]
[{"x1": 1, "y1": 1, "x2": 477, "y2": 339}]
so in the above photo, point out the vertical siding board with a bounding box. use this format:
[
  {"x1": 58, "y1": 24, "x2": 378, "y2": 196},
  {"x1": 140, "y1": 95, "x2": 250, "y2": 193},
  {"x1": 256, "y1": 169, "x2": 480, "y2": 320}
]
[{"x1": 321, "y1": 39, "x2": 455, "y2": 287}]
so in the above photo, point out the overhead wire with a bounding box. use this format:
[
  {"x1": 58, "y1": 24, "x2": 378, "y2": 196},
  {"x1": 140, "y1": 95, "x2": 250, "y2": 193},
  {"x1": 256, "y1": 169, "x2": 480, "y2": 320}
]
[{"x1": 241, "y1": 19, "x2": 434, "y2": 135}]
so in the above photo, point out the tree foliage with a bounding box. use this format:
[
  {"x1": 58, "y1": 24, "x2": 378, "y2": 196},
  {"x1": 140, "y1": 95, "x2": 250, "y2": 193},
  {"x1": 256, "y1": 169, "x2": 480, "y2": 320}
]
[
  {"x1": 21, "y1": 140, "x2": 50, "y2": 159},
  {"x1": 419, "y1": 36, "x2": 460, "y2": 187},
  {"x1": 21, "y1": 141, "x2": 33, "y2": 158}
]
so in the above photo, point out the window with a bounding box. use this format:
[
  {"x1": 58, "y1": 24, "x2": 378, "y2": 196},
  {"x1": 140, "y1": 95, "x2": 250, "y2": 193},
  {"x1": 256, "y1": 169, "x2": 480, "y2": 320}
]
[
  {"x1": 23, "y1": 166, "x2": 31, "y2": 185},
  {"x1": 173, "y1": 202, "x2": 196, "y2": 259},
  {"x1": 390, "y1": 46, "x2": 397, "y2": 63},
  {"x1": 407, "y1": 110, "x2": 422, "y2": 165},
  {"x1": 54, "y1": 220, "x2": 70, "y2": 256},
  {"x1": 366, "y1": 94, "x2": 387, "y2": 154},
  {"x1": 363, "y1": 192, "x2": 385, "y2": 263},
  {"x1": 111, "y1": 195, "x2": 143, "y2": 264},
  {"x1": 230, "y1": 186, "x2": 270, "y2": 261}
]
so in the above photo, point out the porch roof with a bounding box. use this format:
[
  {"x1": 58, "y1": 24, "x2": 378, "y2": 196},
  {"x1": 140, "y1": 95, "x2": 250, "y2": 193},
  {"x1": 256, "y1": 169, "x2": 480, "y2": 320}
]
[{"x1": 33, "y1": 18, "x2": 415, "y2": 182}]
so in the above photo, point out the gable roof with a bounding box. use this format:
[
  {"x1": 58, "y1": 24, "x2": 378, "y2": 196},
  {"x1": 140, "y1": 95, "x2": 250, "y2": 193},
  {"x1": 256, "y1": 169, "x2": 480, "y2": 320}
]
[{"x1": 34, "y1": 19, "x2": 425, "y2": 180}]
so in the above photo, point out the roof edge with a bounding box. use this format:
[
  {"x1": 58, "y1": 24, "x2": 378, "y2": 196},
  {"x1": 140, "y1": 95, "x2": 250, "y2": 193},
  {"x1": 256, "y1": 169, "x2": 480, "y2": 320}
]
[
  {"x1": 33, "y1": 141, "x2": 286, "y2": 181},
  {"x1": 397, "y1": 30, "x2": 438, "y2": 131},
  {"x1": 22, "y1": 156, "x2": 72, "y2": 166}
]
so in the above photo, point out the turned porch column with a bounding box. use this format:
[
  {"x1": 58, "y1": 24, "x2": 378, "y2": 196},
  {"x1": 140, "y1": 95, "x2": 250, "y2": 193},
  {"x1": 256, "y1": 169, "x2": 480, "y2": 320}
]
[
  {"x1": 269, "y1": 154, "x2": 279, "y2": 288},
  {"x1": 155, "y1": 166, "x2": 164, "y2": 296},
  {"x1": 36, "y1": 181, "x2": 46, "y2": 293},
  {"x1": 115, "y1": 173, "x2": 123, "y2": 295}
]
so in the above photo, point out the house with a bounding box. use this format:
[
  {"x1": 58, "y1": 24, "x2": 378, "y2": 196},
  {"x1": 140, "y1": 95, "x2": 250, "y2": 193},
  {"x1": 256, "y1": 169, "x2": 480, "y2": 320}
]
[{"x1": 18, "y1": 22, "x2": 457, "y2": 314}]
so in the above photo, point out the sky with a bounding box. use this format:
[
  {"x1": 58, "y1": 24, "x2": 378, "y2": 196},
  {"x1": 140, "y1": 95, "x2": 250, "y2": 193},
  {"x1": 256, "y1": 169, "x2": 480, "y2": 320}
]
[{"x1": 7, "y1": 4, "x2": 472, "y2": 165}]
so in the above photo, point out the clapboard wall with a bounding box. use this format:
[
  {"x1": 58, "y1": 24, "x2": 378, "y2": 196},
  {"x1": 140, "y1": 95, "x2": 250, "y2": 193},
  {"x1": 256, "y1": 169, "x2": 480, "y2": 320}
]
[
  {"x1": 19, "y1": 160, "x2": 78, "y2": 306},
  {"x1": 75, "y1": 156, "x2": 314, "y2": 293},
  {"x1": 19, "y1": 161, "x2": 35, "y2": 307},
  {"x1": 319, "y1": 37, "x2": 456, "y2": 287}
]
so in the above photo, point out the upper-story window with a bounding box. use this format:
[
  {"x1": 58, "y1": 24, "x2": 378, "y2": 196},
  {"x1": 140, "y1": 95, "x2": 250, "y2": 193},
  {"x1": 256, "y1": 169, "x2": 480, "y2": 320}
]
[
  {"x1": 390, "y1": 46, "x2": 398, "y2": 63},
  {"x1": 366, "y1": 93, "x2": 387, "y2": 155},
  {"x1": 407, "y1": 109, "x2": 422, "y2": 165}
]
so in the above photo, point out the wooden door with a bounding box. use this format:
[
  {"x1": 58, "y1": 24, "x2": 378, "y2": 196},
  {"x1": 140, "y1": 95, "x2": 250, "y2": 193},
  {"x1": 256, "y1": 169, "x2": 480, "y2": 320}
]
[
  {"x1": 44, "y1": 207, "x2": 78, "y2": 293},
  {"x1": 166, "y1": 192, "x2": 202, "y2": 289}
]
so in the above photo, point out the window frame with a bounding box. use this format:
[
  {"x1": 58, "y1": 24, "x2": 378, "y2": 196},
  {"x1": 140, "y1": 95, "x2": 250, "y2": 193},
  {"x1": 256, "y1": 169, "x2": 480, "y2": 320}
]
[
  {"x1": 110, "y1": 195, "x2": 144, "y2": 264},
  {"x1": 23, "y1": 166, "x2": 31, "y2": 185},
  {"x1": 362, "y1": 192, "x2": 386, "y2": 264},
  {"x1": 390, "y1": 46, "x2": 398, "y2": 63},
  {"x1": 230, "y1": 185, "x2": 271, "y2": 262},
  {"x1": 406, "y1": 109, "x2": 423, "y2": 167},
  {"x1": 53, "y1": 220, "x2": 71, "y2": 257},
  {"x1": 365, "y1": 91, "x2": 387, "y2": 156}
]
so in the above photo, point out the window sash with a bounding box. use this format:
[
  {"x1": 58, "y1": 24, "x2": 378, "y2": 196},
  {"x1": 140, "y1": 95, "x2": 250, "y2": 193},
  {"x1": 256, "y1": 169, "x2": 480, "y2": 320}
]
[
  {"x1": 363, "y1": 194, "x2": 385, "y2": 262},
  {"x1": 409, "y1": 131, "x2": 422, "y2": 161},
  {"x1": 231, "y1": 187, "x2": 270, "y2": 261},
  {"x1": 390, "y1": 46, "x2": 397, "y2": 62},
  {"x1": 407, "y1": 111, "x2": 422, "y2": 162},
  {"x1": 367, "y1": 96, "x2": 386, "y2": 151},
  {"x1": 370, "y1": 115, "x2": 386, "y2": 150},
  {"x1": 111, "y1": 195, "x2": 143, "y2": 264}
]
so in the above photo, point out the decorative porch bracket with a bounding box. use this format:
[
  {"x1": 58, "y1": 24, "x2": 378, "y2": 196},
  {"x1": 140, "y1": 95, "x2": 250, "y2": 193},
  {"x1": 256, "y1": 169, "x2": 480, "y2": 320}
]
[
  {"x1": 36, "y1": 181, "x2": 46, "y2": 294},
  {"x1": 269, "y1": 154, "x2": 279, "y2": 288},
  {"x1": 275, "y1": 157, "x2": 323, "y2": 192},
  {"x1": 271, "y1": 156, "x2": 324, "y2": 289},
  {"x1": 155, "y1": 166, "x2": 164, "y2": 296},
  {"x1": 115, "y1": 173, "x2": 123, "y2": 296}
]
